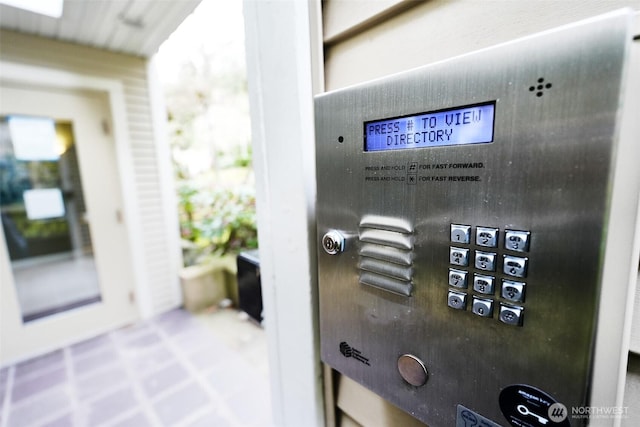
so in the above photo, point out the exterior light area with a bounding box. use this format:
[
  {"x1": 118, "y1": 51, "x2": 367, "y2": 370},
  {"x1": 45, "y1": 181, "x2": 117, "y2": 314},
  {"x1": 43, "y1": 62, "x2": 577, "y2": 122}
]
[{"x1": 0, "y1": 0, "x2": 63, "y2": 18}]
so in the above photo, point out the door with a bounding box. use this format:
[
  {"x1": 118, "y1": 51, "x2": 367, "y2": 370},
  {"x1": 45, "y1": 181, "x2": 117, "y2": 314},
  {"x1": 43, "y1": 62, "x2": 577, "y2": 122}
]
[{"x1": 0, "y1": 83, "x2": 138, "y2": 364}]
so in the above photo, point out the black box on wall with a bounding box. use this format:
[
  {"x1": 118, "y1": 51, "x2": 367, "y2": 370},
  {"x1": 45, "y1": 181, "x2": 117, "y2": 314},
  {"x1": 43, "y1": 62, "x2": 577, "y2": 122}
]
[{"x1": 237, "y1": 250, "x2": 263, "y2": 324}]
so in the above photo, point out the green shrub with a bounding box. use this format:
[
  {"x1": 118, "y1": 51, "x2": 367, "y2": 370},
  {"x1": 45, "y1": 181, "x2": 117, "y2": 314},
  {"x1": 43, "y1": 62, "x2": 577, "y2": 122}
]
[{"x1": 179, "y1": 185, "x2": 257, "y2": 266}]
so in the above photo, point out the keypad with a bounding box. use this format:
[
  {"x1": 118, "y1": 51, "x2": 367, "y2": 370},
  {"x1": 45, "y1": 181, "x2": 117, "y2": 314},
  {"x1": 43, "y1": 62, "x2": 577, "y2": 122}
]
[
  {"x1": 449, "y1": 269, "x2": 468, "y2": 289},
  {"x1": 504, "y1": 230, "x2": 530, "y2": 252},
  {"x1": 476, "y1": 227, "x2": 498, "y2": 247},
  {"x1": 448, "y1": 291, "x2": 467, "y2": 310},
  {"x1": 448, "y1": 223, "x2": 530, "y2": 326},
  {"x1": 501, "y1": 280, "x2": 525, "y2": 303},
  {"x1": 473, "y1": 274, "x2": 495, "y2": 295},
  {"x1": 451, "y1": 224, "x2": 471, "y2": 244},
  {"x1": 503, "y1": 255, "x2": 528, "y2": 278},
  {"x1": 499, "y1": 304, "x2": 523, "y2": 326},
  {"x1": 472, "y1": 297, "x2": 493, "y2": 317},
  {"x1": 450, "y1": 247, "x2": 469, "y2": 267},
  {"x1": 475, "y1": 251, "x2": 496, "y2": 271}
]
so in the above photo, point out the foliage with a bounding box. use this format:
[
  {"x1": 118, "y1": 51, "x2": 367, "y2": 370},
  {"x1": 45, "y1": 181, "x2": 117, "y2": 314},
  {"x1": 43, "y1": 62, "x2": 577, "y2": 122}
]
[
  {"x1": 231, "y1": 144, "x2": 252, "y2": 168},
  {"x1": 160, "y1": 17, "x2": 255, "y2": 268},
  {"x1": 1, "y1": 210, "x2": 69, "y2": 239},
  {"x1": 179, "y1": 184, "x2": 258, "y2": 266}
]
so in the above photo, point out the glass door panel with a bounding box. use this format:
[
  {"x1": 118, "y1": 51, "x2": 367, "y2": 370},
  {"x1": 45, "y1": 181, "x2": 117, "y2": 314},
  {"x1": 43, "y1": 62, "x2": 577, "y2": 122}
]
[{"x1": 0, "y1": 115, "x2": 101, "y2": 322}]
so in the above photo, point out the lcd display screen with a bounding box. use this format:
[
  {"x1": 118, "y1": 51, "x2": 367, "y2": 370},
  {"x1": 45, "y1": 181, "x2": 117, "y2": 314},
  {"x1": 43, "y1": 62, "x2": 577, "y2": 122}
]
[{"x1": 364, "y1": 102, "x2": 495, "y2": 152}]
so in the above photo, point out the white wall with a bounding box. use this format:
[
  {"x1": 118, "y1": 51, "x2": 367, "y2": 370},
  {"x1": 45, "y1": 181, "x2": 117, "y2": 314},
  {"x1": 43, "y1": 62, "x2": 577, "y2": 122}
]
[{"x1": 0, "y1": 30, "x2": 183, "y2": 317}]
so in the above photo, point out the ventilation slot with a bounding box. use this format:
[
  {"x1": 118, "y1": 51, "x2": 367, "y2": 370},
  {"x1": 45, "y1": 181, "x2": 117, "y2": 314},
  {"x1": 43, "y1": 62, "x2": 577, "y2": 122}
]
[{"x1": 358, "y1": 216, "x2": 414, "y2": 297}]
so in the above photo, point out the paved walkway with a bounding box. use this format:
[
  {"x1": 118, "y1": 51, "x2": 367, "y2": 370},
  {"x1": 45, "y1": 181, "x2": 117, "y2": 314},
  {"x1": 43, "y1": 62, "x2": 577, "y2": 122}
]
[{"x1": 0, "y1": 309, "x2": 273, "y2": 427}]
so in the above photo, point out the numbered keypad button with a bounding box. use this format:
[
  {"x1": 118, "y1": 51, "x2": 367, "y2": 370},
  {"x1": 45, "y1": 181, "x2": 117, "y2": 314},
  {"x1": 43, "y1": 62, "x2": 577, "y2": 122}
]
[
  {"x1": 450, "y1": 247, "x2": 469, "y2": 267},
  {"x1": 505, "y1": 230, "x2": 530, "y2": 252},
  {"x1": 448, "y1": 269, "x2": 468, "y2": 289},
  {"x1": 502, "y1": 280, "x2": 526, "y2": 303},
  {"x1": 503, "y1": 255, "x2": 528, "y2": 278},
  {"x1": 472, "y1": 297, "x2": 493, "y2": 317},
  {"x1": 473, "y1": 274, "x2": 495, "y2": 295},
  {"x1": 499, "y1": 304, "x2": 524, "y2": 326},
  {"x1": 446, "y1": 224, "x2": 532, "y2": 327},
  {"x1": 448, "y1": 291, "x2": 467, "y2": 310},
  {"x1": 476, "y1": 227, "x2": 498, "y2": 247},
  {"x1": 451, "y1": 224, "x2": 471, "y2": 244},
  {"x1": 475, "y1": 251, "x2": 496, "y2": 271}
]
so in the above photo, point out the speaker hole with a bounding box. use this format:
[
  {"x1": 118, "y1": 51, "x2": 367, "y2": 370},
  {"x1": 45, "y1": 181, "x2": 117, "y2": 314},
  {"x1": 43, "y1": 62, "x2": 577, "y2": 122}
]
[{"x1": 529, "y1": 77, "x2": 552, "y2": 97}]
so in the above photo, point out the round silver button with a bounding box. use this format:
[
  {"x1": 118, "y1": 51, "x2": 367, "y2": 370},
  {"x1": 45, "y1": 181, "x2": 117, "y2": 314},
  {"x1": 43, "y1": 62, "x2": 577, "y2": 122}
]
[
  {"x1": 322, "y1": 230, "x2": 345, "y2": 255},
  {"x1": 397, "y1": 354, "x2": 428, "y2": 387}
]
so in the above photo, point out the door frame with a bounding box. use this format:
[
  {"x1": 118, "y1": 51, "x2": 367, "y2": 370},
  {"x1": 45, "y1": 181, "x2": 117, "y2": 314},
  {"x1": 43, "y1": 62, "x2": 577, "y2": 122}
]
[
  {"x1": 243, "y1": 1, "x2": 326, "y2": 425},
  {"x1": 0, "y1": 61, "x2": 150, "y2": 363}
]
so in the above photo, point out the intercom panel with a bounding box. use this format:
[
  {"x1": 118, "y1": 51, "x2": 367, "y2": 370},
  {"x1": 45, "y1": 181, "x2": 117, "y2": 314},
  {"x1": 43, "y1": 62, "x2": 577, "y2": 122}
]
[{"x1": 315, "y1": 11, "x2": 637, "y2": 427}]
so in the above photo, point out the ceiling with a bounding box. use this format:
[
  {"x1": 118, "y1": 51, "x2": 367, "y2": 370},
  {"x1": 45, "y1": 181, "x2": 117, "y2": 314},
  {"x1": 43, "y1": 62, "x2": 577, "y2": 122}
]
[{"x1": 0, "y1": 0, "x2": 202, "y2": 57}]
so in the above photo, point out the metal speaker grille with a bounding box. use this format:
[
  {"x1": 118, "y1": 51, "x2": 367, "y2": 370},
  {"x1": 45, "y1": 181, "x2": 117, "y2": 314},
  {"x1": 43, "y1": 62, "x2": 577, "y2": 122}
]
[{"x1": 358, "y1": 215, "x2": 414, "y2": 296}]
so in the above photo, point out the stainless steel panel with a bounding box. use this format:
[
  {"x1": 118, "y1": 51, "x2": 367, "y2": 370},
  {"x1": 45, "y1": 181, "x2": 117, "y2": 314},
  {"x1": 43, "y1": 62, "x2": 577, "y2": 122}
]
[
  {"x1": 315, "y1": 10, "x2": 633, "y2": 427},
  {"x1": 359, "y1": 243, "x2": 413, "y2": 266},
  {"x1": 359, "y1": 229, "x2": 413, "y2": 250},
  {"x1": 360, "y1": 215, "x2": 413, "y2": 233}
]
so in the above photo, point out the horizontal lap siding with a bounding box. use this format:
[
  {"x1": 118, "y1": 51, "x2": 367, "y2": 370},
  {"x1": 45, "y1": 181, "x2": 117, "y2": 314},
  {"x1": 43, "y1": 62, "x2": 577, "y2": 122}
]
[
  {"x1": 323, "y1": 0, "x2": 640, "y2": 91},
  {"x1": 321, "y1": 1, "x2": 640, "y2": 426},
  {"x1": 0, "y1": 30, "x2": 180, "y2": 315}
]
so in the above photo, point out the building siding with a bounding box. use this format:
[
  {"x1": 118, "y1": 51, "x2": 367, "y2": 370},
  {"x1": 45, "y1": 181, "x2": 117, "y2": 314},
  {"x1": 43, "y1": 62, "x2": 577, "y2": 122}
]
[
  {"x1": 321, "y1": 1, "x2": 640, "y2": 426},
  {"x1": 323, "y1": 0, "x2": 640, "y2": 91},
  {"x1": 0, "y1": 29, "x2": 180, "y2": 315}
]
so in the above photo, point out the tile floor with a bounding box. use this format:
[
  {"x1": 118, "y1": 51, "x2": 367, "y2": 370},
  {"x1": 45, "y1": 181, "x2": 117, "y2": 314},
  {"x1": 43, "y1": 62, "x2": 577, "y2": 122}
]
[{"x1": 0, "y1": 308, "x2": 273, "y2": 427}]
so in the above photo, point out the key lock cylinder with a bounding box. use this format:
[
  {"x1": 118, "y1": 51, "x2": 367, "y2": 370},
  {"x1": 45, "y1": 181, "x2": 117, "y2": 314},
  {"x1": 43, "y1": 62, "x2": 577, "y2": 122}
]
[{"x1": 322, "y1": 230, "x2": 345, "y2": 255}]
